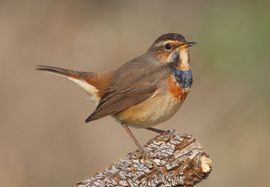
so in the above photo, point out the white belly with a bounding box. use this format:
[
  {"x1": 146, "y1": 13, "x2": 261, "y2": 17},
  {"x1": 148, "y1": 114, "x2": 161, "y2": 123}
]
[{"x1": 114, "y1": 91, "x2": 186, "y2": 128}]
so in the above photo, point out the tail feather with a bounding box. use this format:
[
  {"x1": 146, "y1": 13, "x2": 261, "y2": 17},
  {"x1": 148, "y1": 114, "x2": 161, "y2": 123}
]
[
  {"x1": 36, "y1": 65, "x2": 100, "y2": 102},
  {"x1": 36, "y1": 65, "x2": 114, "y2": 102},
  {"x1": 35, "y1": 65, "x2": 94, "y2": 78}
]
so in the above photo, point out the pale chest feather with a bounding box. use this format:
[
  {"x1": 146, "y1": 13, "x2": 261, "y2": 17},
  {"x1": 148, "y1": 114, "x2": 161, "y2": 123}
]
[{"x1": 114, "y1": 76, "x2": 188, "y2": 128}]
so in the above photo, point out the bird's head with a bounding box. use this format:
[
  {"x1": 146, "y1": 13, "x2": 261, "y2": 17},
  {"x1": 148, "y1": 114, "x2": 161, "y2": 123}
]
[{"x1": 148, "y1": 33, "x2": 196, "y2": 70}]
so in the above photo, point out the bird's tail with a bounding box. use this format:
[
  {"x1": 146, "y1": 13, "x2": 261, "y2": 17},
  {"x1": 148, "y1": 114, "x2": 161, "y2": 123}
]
[{"x1": 36, "y1": 65, "x2": 112, "y2": 102}]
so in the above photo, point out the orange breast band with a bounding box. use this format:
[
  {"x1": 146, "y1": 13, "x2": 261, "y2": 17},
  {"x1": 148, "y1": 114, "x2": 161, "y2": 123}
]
[{"x1": 167, "y1": 75, "x2": 187, "y2": 100}]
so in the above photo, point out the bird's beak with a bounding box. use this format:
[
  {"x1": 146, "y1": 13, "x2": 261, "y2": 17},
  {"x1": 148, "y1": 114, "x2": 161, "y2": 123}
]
[{"x1": 187, "y1": 41, "x2": 197, "y2": 47}]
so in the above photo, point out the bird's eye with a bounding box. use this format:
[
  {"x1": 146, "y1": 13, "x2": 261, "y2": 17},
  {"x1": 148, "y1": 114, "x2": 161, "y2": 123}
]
[{"x1": 164, "y1": 43, "x2": 172, "y2": 51}]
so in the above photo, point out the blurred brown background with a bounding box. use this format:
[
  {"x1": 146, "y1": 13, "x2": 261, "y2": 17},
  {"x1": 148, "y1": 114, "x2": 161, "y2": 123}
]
[{"x1": 0, "y1": 0, "x2": 269, "y2": 186}]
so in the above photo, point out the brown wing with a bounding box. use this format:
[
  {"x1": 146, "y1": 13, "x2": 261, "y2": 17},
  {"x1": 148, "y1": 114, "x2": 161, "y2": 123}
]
[{"x1": 85, "y1": 54, "x2": 171, "y2": 122}]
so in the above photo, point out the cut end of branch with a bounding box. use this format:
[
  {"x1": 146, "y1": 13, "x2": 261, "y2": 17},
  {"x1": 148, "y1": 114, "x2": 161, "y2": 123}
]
[
  {"x1": 200, "y1": 156, "x2": 212, "y2": 173},
  {"x1": 75, "y1": 131, "x2": 212, "y2": 187}
]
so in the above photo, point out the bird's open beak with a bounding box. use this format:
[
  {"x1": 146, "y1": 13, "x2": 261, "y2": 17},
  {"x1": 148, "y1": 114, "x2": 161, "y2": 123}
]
[{"x1": 187, "y1": 41, "x2": 197, "y2": 47}]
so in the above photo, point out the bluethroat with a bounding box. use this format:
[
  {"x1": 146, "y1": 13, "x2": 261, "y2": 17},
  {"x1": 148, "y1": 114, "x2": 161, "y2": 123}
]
[{"x1": 36, "y1": 33, "x2": 196, "y2": 152}]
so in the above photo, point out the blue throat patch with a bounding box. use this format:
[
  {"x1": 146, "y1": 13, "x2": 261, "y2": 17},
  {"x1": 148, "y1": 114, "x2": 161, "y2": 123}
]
[{"x1": 173, "y1": 69, "x2": 193, "y2": 89}]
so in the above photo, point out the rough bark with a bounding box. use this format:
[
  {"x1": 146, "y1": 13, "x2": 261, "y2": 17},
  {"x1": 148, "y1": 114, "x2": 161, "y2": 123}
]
[{"x1": 75, "y1": 131, "x2": 212, "y2": 187}]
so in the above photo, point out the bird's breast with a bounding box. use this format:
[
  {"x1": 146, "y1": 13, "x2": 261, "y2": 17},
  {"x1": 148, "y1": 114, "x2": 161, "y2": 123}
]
[
  {"x1": 167, "y1": 74, "x2": 189, "y2": 100},
  {"x1": 173, "y1": 69, "x2": 193, "y2": 91},
  {"x1": 114, "y1": 75, "x2": 189, "y2": 128}
]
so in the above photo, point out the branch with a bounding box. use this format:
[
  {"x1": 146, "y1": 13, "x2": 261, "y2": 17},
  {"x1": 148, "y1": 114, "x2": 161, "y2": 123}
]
[{"x1": 75, "y1": 131, "x2": 212, "y2": 187}]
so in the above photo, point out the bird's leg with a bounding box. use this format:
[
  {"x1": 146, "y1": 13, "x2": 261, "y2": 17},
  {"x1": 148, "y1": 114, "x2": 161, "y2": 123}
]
[
  {"x1": 121, "y1": 124, "x2": 144, "y2": 152},
  {"x1": 146, "y1": 127, "x2": 169, "y2": 134}
]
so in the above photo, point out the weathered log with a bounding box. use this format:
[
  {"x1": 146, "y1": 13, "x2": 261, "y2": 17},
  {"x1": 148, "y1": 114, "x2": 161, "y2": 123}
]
[{"x1": 75, "y1": 131, "x2": 212, "y2": 187}]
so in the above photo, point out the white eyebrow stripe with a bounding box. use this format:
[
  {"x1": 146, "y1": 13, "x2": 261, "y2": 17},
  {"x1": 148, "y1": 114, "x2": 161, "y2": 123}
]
[{"x1": 153, "y1": 40, "x2": 182, "y2": 48}]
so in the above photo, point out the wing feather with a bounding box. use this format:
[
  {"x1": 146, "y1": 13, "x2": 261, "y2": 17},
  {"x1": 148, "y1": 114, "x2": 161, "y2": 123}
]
[{"x1": 85, "y1": 54, "x2": 171, "y2": 122}]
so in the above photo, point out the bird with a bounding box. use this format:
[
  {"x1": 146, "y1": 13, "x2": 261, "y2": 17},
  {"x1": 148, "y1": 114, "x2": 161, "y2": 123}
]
[{"x1": 36, "y1": 33, "x2": 196, "y2": 152}]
